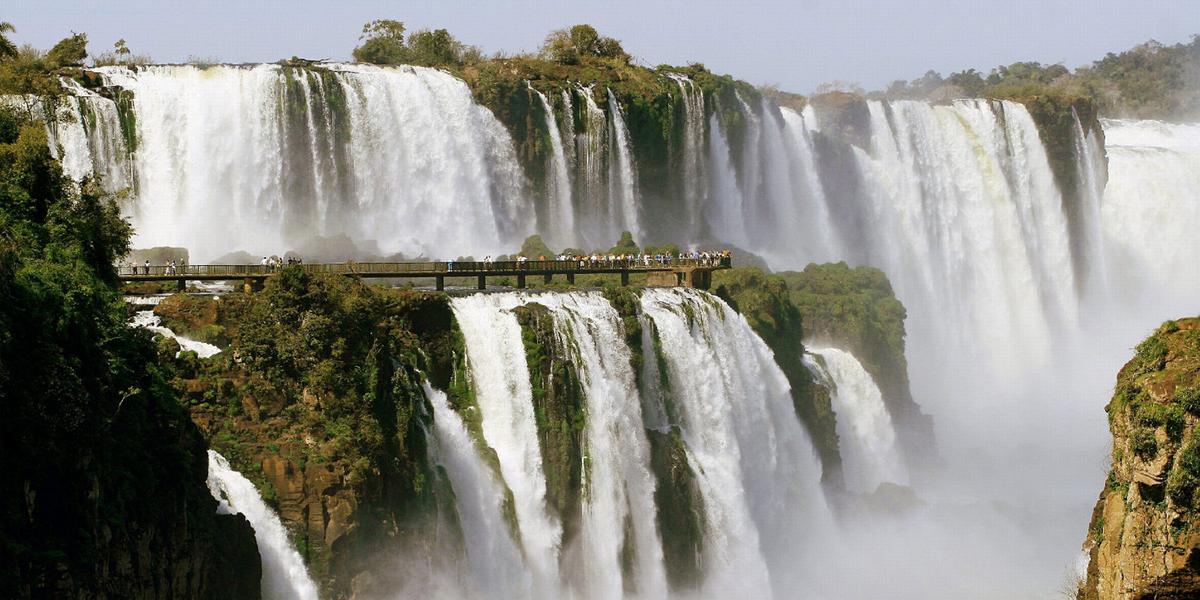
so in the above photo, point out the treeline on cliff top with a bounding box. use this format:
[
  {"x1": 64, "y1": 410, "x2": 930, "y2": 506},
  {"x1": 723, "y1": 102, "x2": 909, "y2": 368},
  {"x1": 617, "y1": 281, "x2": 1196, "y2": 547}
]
[
  {"x1": 7, "y1": 18, "x2": 1197, "y2": 119},
  {"x1": 866, "y1": 35, "x2": 1200, "y2": 120}
]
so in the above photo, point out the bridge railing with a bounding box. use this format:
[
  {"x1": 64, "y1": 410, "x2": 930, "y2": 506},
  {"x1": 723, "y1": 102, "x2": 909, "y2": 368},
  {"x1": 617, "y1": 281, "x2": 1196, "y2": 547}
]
[{"x1": 116, "y1": 256, "x2": 732, "y2": 278}]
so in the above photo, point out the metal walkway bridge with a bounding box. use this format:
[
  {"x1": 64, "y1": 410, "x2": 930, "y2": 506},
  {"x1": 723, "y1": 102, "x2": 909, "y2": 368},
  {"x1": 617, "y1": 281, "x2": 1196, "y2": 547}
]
[{"x1": 118, "y1": 258, "x2": 731, "y2": 292}]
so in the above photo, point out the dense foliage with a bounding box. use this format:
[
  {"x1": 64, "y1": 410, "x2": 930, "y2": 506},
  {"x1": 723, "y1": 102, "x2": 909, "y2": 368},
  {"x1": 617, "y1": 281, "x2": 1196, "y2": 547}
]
[
  {"x1": 777, "y1": 262, "x2": 907, "y2": 376},
  {"x1": 540, "y1": 24, "x2": 630, "y2": 65},
  {"x1": 0, "y1": 96, "x2": 253, "y2": 597},
  {"x1": 177, "y1": 272, "x2": 461, "y2": 594},
  {"x1": 877, "y1": 36, "x2": 1200, "y2": 120},
  {"x1": 351, "y1": 19, "x2": 481, "y2": 68}
]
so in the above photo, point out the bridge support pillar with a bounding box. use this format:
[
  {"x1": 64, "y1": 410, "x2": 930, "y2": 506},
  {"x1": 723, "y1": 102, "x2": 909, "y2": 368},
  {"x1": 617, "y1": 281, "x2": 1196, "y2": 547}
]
[
  {"x1": 477, "y1": 275, "x2": 486, "y2": 290},
  {"x1": 435, "y1": 276, "x2": 444, "y2": 291},
  {"x1": 516, "y1": 274, "x2": 526, "y2": 289},
  {"x1": 543, "y1": 273, "x2": 552, "y2": 285},
  {"x1": 620, "y1": 271, "x2": 629, "y2": 286},
  {"x1": 176, "y1": 279, "x2": 187, "y2": 292},
  {"x1": 566, "y1": 273, "x2": 575, "y2": 285}
]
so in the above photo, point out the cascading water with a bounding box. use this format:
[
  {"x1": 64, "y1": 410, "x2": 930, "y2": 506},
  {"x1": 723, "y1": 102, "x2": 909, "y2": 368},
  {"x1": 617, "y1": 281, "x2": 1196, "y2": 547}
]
[
  {"x1": 667, "y1": 74, "x2": 707, "y2": 239},
  {"x1": 534, "y1": 293, "x2": 667, "y2": 599},
  {"x1": 441, "y1": 289, "x2": 833, "y2": 598},
  {"x1": 1072, "y1": 109, "x2": 1109, "y2": 295},
  {"x1": 448, "y1": 294, "x2": 563, "y2": 595},
  {"x1": 803, "y1": 347, "x2": 907, "y2": 493},
  {"x1": 1099, "y1": 118, "x2": 1200, "y2": 310},
  {"x1": 3, "y1": 85, "x2": 131, "y2": 191},
  {"x1": 423, "y1": 381, "x2": 532, "y2": 598},
  {"x1": 574, "y1": 85, "x2": 610, "y2": 248},
  {"x1": 129, "y1": 310, "x2": 221, "y2": 358},
  {"x1": 840, "y1": 99, "x2": 1076, "y2": 394},
  {"x1": 639, "y1": 288, "x2": 832, "y2": 598},
  {"x1": 528, "y1": 84, "x2": 575, "y2": 249},
  {"x1": 607, "y1": 88, "x2": 643, "y2": 243},
  {"x1": 206, "y1": 450, "x2": 321, "y2": 600},
  {"x1": 91, "y1": 63, "x2": 529, "y2": 262},
  {"x1": 704, "y1": 113, "x2": 749, "y2": 248}
]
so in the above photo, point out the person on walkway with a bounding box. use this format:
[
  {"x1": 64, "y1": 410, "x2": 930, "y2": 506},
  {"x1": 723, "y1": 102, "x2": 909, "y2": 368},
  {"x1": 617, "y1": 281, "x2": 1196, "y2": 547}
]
[{"x1": 143, "y1": 259, "x2": 150, "y2": 275}]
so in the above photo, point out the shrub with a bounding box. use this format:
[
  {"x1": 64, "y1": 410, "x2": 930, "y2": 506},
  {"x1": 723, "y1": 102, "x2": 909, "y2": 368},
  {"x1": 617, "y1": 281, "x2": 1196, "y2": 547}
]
[
  {"x1": 1131, "y1": 427, "x2": 1158, "y2": 458},
  {"x1": 1176, "y1": 386, "x2": 1200, "y2": 415},
  {"x1": 1167, "y1": 440, "x2": 1200, "y2": 508},
  {"x1": 1135, "y1": 334, "x2": 1169, "y2": 373}
]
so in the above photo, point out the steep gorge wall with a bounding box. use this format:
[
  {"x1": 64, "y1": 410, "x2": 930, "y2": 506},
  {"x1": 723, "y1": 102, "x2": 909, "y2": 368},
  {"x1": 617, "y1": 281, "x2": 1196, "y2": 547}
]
[{"x1": 1079, "y1": 317, "x2": 1200, "y2": 599}]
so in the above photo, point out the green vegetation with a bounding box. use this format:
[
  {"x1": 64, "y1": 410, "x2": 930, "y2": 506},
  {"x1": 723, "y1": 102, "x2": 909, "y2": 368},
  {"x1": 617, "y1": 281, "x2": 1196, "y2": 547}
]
[
  {"x1": 0, "y1": 90, "x2": 254, "y2": 596},
  {"x1": 710, "y1": 267, "x2": 842, "y2": 481},
  {"x1": 1103, "y1": 317, "x2": 1200, "y2": 522},
  {"x1": 777, "y1": 262, "x2": 930, "y2": 444},
  {"x1": 876, "y1": 36, "x2": 1200, "y2": 120},
  {"x1": 1178, "y1": 386, "x2": 1200, "y2": 415},
  {"x1": 540, "y1": 24, "x2": 630, "y2": 65},
  {"x1": 513, "y1": 303, "x2": 586, "y2": 538},
  {"x1": 1168, "y1": 439, "x2": 1200, "y2": 508},
  {"x1": 182, "y1": 271, "x2": 462, "y2": 593},
  {"x1": 0, "y1": 22, "x2": 16, "y2": 60},
  {"x1": 778, "y1": 263, "x2": 906, "y2": 372},
  {"x1": 352, "y1": 19, "x2": 481, "y2": 68}
]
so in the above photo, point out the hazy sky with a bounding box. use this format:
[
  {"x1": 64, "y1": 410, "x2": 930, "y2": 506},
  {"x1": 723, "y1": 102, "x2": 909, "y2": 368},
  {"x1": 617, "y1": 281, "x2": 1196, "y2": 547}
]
[{"x1": 5, "y1": 0, "x2": 1198, "y2": 93}]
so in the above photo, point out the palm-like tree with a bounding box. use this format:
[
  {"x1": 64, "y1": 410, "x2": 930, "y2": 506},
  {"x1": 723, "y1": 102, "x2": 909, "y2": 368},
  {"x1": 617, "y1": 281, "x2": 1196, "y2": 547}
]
[{"x1": 0, "y1": 22, "x2": 17, "y2": 60}]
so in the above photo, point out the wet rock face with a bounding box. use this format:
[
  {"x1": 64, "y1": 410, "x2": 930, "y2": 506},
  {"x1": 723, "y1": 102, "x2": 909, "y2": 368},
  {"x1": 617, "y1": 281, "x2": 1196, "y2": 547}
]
[
  {"x1": 1079, "y1": 318, "x2": 1200, "y2": 599},
  {"x1": 809, "y1": 91, "x2": 871, "y2": 150}
]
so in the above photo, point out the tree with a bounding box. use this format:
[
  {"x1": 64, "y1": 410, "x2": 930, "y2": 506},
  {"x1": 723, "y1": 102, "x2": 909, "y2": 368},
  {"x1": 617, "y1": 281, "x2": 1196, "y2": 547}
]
[
  {"x1": 541, "y1": 24, "x2": 629, "y2": 65},
  {"x1": 947, "y1": 69, "x2": 987, "y2": 97},
  {"x1": 352, "y1": 19, "x2": 409, "y2": 65},
  {"x1": 0, "y1": 22, "x2": 16, "y2": 61},
  {"x1": 407, "y1": 28, "x2": 465, "y2": 67},
  {"x1": 607, "y1": 231, "x2": 639, "y2": 255},
  {"x1": 114, "y1": 38, "x2": 130, "y2": 61},
  {"x1": 45, "y1": 32, "x2": 87, "y2": 68}
]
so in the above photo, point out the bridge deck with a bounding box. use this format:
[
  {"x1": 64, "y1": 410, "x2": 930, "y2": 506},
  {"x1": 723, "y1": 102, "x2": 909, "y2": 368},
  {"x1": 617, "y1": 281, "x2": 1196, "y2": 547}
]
[{"x1": 118, "y1": 259, "x2": 731, "y2": 290}]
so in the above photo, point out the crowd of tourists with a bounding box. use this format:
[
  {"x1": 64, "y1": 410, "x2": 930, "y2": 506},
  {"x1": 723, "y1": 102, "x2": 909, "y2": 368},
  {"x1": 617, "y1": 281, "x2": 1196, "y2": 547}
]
[
  {"x1": 454, "y1": 249, "x2": 732, "y2": 270},
  {"x1": 259, "y1": 255, "x2": 304, "y2": 271},
  {"x1": 125, "y1": 258, "x2": 187, "y2": 275}
]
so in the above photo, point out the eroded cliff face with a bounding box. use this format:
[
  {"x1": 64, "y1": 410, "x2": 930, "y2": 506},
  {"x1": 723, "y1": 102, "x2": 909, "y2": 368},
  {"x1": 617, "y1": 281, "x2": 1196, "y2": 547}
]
[{"x1": 1080, "y1": 317, "x2": 1200, "y2": 599}]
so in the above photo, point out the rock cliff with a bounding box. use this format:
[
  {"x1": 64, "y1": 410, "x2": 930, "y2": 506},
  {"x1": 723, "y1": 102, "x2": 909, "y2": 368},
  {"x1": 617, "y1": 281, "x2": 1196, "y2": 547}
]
[{"x1": 1079, "y1": 317, "x2": 1200, "y2": 599}]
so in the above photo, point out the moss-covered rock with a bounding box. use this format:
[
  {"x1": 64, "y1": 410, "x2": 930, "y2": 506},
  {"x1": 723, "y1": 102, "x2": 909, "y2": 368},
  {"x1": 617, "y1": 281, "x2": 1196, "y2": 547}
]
[
  {"x1": 710, "y1": 267, "x2": 842, "y2": 486},
  {"x1": 1079, "y1": 317, "x2": 1200, "y2": 599},
  {"x1": 182, "y1": 268, "x2": 460, "y2": 598},
  {"x1": 777, "y1": 262, "x2": 935, "y2": 464},
  {"x1": 511, "y1": 302, "x2": 587, "y2": 546}
]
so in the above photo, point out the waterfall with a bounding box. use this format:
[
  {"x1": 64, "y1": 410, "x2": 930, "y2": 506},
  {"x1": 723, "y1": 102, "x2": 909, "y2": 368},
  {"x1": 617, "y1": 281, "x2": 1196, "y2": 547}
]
[
  {"x1": 842, "y1": 99, "x2": 1075, "y2": 383},
  {"x1": 424, "y1": 381, "x2": 532, "y2": 598},
  {"x1": 733, "y1": 93, "x2": 764, "y2": 239},
  {"x1": 1072, "y1": 109, "x2": 1109, "y2": 295},
  {"x1": 667, "y1": 74, "x2": 706, "y2": 239},
  {"x1": 129, "y1": 310, "x2": 221, "y2": 358},
  {"x1": 1099, "y1": 118, "x2": 1200, "y2": 309},
  {"x1": 3, "y1": 86, "x2": 131, "y2": 191},
  {"x1": 639, "y1": 288, "x2": 831, "y2": 597},
  {"x1": 448, "y1": 294, "x2": 563, "y2": 594},
  {"x1": 529, "y1": 84, "x2": 575, "y2": 248},
  {"x1": 705, "y1": 113, "x2": 749, "y2": 247},
  {"x1": 778, "y1": 107, "x2": 841, "y2": 263},
  {"x1": 90, "y1": 64, "x2": 529, "y2": 262},
  {"x1": 607, "y1": 88, "x2": 643, "y2": 243},
  {"x1": 533, "y1": 293, "x2": 667, "y2": 599},
  {"x1": 574, "y1": 85, "x2": 610, "y2": 248},
  {"x1": 803, "y1": 347, "x2": 907, "y2": 493},
  {"x1": 206, "y1": 450, "x2": 320, "y2": 600}
]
